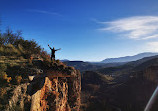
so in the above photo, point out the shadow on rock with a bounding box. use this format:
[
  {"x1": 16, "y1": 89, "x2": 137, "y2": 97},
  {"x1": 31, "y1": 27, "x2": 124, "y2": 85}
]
[{"x1": 27, "y1": 75, "x2": 45, "y2": 96}]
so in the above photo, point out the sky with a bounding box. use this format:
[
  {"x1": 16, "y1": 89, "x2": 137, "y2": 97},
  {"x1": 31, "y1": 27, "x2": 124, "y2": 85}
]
[{"x1": 1, "y1": 0, "x2": 158, "y2": 61}]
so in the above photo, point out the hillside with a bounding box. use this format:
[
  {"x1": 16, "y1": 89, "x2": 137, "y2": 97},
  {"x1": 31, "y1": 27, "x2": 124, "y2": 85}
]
[
  {"x1": 0, "y1": 32, "x2": 81, "y2": 111},
  {"x1": 101, "y1": 52, "x2": 158, "y2": 63},
  {"x1": 0, "y1": 54, "x2": 81, "y2": 111},
  {"x1": 97, "y1": 54, "x2": 158, "y2": 77},
  {"x1": 81, "y1": 55, "x2": 158, "y2": 111},
  {"x1": 64, "y1": 61, "x2": 102, "y2": 71}
]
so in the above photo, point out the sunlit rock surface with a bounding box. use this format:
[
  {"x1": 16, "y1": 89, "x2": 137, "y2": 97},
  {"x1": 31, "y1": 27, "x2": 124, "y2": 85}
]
[{"x1": 7, "y1": 68, "x2": 81, "y2": 111}]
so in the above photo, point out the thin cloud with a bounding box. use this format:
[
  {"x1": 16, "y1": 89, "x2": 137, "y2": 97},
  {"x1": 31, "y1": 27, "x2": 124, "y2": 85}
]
[
  {"x1": 99, "y1": 16, "x2": 158, "y2": 40},
  {"x1": 27, "y1": 9, "x2": 62, "y2": 16},
  {"x1": 146, "y1": 42, "x2": 158, "y2": 52}
]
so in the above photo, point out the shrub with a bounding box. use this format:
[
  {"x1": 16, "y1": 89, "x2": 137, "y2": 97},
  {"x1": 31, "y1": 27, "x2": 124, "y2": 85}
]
[
  {"x1": 0, "y1": 44, "x2": 21, "y2": 56},
  {"x1": 28, "y1": 56, "x2": 33, "y2": 64},
  {"x1": 56, "y1": 59, "x2": 60, "y2": 64},
  {"x1": 14, "y1": 39, "x2": 42, "y2": 58},
  {"x1": 0, "y1": 36, "x2": 5, "y2": 45},
  {"x1": 41, "y1": 50, "x2": 50, "y2": 61},
  {"x1": 0, "y1": 88, "x2": 7, "y2": 97},
  {"x1": 0, "y1": 72, "x2": 12, "y2": 84},
  {"x1": 67, "y1": 66, "x2": 75, "y2": 71},
  {"x1": 0, "y1": 28, "x2": 42, "y2": 58},
  {"x1": 0, "y1": 46, "x2": 4, "y2": 55},
  {"x1": 6, "y1": 44, "x2": 21, "y2": 55},
  {"x1": 17, "y1": 44, "x2": 25, "y2": 55},
  {"x1": 58, "y1": 64, "x2": 66, "y2": 71},
  {"x1": 15, "y1": 76, "x2": 22, "y2": 85},
  {"x1": 6, "y1": 77, "x2": 12, "y2": 83},
  {"x1": 53, "y1": 63, "x2": 58, "y2": 67}
]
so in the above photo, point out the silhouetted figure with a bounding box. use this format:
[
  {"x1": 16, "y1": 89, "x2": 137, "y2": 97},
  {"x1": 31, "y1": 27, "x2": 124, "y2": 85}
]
[{"x1": 48, "y1": 44, "x2": 61, "y2": 61}]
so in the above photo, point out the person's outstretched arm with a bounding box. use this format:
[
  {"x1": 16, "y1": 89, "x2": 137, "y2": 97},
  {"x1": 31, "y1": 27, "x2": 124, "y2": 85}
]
[
  {"x1": 48, "y1": 44, "x2": 52, "y2": 50},
  {"x1": 55, "y1": 48, "x2": 61, "y2": 51}
]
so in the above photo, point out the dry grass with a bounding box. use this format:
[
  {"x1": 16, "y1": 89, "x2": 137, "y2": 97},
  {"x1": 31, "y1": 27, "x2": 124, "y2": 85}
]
[{"x1": 0, "y1": 56, "x2": 28, "y2": 66}]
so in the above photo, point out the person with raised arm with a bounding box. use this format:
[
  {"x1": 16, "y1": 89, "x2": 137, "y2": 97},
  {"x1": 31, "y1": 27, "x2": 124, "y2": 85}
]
[{"x1": 48, "y1": 44, "x2": 61, "y2": 61}]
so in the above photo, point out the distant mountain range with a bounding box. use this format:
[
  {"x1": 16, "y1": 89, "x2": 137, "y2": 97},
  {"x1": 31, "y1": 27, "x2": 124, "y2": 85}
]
[
  {"x1": 101, "y1": 52, "x2": 158, "y2": 63},
  {"x1": 63, "y1": 61, "x2": 125, "y2": 71},
  {"x1": 63, "y1": 52, "x2": 158, "y2": 71}
]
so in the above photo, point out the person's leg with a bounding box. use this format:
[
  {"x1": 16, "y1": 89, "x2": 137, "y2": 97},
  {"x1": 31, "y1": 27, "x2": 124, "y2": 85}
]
[{"x1": 52, "y1": 54, "x2": 55, "y2": 60}]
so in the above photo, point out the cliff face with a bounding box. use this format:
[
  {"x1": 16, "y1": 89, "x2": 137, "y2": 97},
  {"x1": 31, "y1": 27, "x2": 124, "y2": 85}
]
[
  {"x1": 29, "y1": 69, "x2": 81, "y2": 111},
  {"x1": 6, "y1": 68, "x2": 81, "y2": 111}
]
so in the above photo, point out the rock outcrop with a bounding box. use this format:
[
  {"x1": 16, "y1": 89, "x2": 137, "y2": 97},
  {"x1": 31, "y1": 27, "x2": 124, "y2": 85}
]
[{"x1": 6, "y1": 67, "x2": 81, "y2": 111}]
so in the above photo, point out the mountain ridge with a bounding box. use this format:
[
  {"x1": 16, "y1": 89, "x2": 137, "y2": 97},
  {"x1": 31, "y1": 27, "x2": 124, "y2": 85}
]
[{"x1": 101, "y1": 52, "x2": 158, "y2": 63}]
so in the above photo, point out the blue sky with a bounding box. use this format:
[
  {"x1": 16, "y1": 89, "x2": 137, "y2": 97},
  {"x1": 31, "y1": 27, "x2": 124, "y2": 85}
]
[{"x1": 1, "y1": 0, "x2": 158, "y2": 61}]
